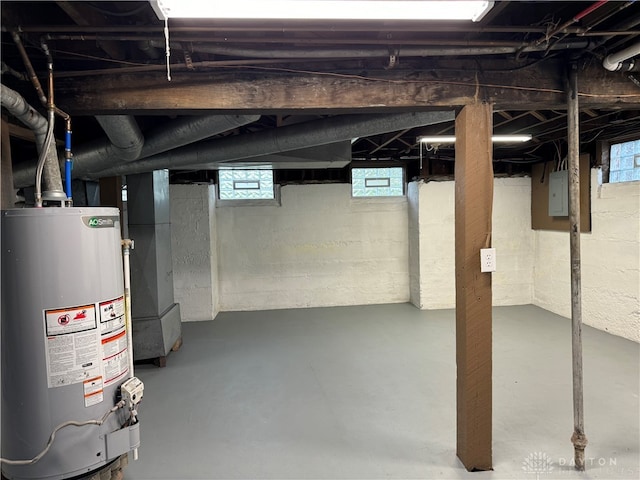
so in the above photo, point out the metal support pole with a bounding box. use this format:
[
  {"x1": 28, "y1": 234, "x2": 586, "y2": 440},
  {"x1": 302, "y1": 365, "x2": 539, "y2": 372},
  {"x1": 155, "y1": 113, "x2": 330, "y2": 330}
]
[
  {"x1": 121, "y1": 238, "x2": 138, "y2": 461},
  {"x1": 567, "y1": 62, "x2": 588, "y2": 471}
]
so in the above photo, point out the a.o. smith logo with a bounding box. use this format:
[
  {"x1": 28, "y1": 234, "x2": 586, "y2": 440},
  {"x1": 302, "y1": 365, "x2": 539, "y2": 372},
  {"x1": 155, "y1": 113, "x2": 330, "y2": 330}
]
[{"x1": 82, "y1": 216, "x2": 119, "y2": 228}]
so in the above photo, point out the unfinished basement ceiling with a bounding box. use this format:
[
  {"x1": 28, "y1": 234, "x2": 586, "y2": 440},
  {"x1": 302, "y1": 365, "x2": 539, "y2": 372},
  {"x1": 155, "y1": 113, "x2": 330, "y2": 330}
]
[{"x1": 1, "y1": 1, "x2": 640, "y2": 184}]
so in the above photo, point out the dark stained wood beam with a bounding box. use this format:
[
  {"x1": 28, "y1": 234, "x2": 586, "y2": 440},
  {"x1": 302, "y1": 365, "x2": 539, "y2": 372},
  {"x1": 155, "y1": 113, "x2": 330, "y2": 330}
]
[
  {"x1": 56, "y1": 1, "x2": 126, "y2": 60},
  {"x1": 455, "y1": 103, "x2": 493, "y2": 472},
  {"x1": 370, "y1": 128, "x2": 411, "y2": 154},
  {"x1": 529, "y1": 110, "x2": 547, "y2": 121},
  {"x1": 7, "y1": 123, "x2": 63, "y2": 146},
  {"x1": 55, "y1": 61, "x2": 640, "y2": 115}
]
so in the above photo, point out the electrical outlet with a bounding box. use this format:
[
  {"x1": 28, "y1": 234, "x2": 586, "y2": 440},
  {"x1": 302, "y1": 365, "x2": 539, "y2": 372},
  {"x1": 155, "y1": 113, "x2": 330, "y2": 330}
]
[{"x1": 480, "y1": 248, "x2": 496, "y2": 273}]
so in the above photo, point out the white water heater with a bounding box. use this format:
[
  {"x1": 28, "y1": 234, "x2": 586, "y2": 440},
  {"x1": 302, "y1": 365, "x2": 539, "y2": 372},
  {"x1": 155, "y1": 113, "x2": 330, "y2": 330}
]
[{"x1": 1, "y1": 207, "x2": 141, "y2": 480}]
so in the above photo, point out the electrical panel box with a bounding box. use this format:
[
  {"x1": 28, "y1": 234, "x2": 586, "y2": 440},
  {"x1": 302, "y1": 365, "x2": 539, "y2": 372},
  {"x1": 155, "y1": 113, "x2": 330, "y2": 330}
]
[{"x1": 548, "y1": 170, "x2": 568, "y2": 217}]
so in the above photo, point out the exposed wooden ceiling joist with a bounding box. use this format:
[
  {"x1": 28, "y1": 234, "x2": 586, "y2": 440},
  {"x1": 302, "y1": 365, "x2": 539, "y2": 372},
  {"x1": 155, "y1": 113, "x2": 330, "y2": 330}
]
[{"x1": 55, "y1": 61, "x2": 640, "y2": 115}]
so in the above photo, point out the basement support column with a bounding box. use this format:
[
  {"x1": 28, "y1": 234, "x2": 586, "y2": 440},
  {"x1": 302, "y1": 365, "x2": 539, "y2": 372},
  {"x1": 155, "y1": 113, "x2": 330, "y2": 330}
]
[
  {"x1": 567, "y1": 62, "x2": 587, "y2": 471},
  {"x1": 454, "y1": 103, "x2": 493, "y2": 472}
]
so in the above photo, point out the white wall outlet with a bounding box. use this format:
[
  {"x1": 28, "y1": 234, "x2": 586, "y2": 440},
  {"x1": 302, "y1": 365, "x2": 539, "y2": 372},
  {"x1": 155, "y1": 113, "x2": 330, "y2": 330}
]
[{"x1": 480, "y1": 248, "x2": 496, "y2": 273}]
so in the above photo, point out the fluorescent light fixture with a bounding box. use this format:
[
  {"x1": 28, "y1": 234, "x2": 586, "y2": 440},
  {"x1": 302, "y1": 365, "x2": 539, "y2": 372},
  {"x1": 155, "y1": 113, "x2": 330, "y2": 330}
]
[
  {"x1": 418, "y1": 135, "x2": 457, "y2": 144},
  {"x1": 492, "y1": 135, "x2": 532, "y2": 143},
  {"x1": 418, "y1": 134, "x2": 532, "y2": 144},
  {"x1": 151, "y1": 1, "x2": 494, "y2": 21}
]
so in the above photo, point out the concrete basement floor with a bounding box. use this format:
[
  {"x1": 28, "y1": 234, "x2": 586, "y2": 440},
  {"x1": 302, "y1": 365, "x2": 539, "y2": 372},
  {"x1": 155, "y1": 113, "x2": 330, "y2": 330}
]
[{"x1": 123, "y1": 304, "x2": 639, "y2": 480}]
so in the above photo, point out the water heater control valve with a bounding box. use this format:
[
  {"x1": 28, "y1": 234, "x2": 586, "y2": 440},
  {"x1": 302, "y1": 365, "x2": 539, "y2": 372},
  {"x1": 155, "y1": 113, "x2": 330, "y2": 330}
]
[{"x1": 121, "y1": 377, "x2": 144, "y2": 409}]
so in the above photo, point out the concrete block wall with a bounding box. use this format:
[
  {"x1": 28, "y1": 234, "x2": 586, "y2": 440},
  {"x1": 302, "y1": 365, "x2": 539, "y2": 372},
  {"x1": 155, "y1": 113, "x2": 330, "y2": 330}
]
[
  {"x1": 215, "y1": 183, "x2": 410, "y2": 311},
  {"x1": 170, "y1": 184, "x2": 218, "y2": 321},
  {"x1": 410, "y1": 177, "x2": 534, "y2": 309},
  {"x1": 170, "y1": 174, "x2": 639, "y2": 343},
  {"x1": 534, "y1": 170, "x2": 640, "y2": 342}
]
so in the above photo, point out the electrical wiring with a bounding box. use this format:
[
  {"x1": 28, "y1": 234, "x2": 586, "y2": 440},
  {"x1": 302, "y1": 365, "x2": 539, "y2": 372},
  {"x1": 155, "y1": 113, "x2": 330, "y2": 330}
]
[
  {"x1": 49, "y1": 48, "x2": 149, "y2": 66},
  {"x1": 4, "y1": 38, "x2": 635, "y2": 99},
  {"x1": 0, "y1": 401, "x2": 125, "y2": 466},
  {"x1": 0, "y1": 41, "x2": 148, "y2": 67}
]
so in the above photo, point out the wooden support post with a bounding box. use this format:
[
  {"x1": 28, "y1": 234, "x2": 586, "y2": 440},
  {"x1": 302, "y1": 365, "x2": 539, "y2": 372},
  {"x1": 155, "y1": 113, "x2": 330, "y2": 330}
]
[
  {"x1": 455, "y1": 103, "x2": 493, "y2": 472},
  {"x1": 567, "y1": 63, "x2": 587, "y2": 471}
]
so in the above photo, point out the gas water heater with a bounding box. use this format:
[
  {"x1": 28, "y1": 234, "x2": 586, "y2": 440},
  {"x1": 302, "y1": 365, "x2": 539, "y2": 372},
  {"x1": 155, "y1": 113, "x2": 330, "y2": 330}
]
[{"x1": 1, "y1": 207, "x2": 143, "y2": 480}]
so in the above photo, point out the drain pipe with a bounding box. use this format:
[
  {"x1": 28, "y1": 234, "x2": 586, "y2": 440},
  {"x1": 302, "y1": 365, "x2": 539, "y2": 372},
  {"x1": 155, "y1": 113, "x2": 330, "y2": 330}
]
[
  {"x1": 602, "y1": 41, "x2": 640, "y2": 71},
  {"x1": 567, "y1": 62, "x2": 587, "y2": 472},
  {"x1": 150, "y1": 39, "x2": 592, "y2": 59}
]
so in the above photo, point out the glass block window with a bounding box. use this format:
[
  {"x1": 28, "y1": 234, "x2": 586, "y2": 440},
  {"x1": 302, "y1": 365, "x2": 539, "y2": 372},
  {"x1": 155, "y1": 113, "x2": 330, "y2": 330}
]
[
  {"x1": 218, "y1": 169, "x2": 274, "y2": 200},
  {"x1": 609, "y1": 139, "x2": 640, "y2": 183},
  {"x1": 352, "y1": 167, "x2": 404, "y2": 197}
]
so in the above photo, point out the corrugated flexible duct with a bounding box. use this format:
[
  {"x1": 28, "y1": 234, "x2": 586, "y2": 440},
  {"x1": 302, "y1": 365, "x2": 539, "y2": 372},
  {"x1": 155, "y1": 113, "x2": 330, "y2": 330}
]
[
  {"x1": 1, "y1": 84, "x2": 64, "y2": 194},
  {"x1": 13, "y1": 114, "x2": 260, "y2": 187},
  {"x1": 96, "y1": 111, "x2": 455, "y2": 178}
]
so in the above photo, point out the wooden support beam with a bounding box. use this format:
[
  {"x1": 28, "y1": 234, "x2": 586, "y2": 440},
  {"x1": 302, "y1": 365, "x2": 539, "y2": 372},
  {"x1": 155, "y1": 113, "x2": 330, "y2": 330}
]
[
  {"x1": 370, "y1": 128, "x2": 411, "y2": 154},
  {"x1": 7, "y1": 122, "x2": 63, "y2": 146},
  {"x1": 55, "y1": 61, "x2": 640, "y2": 114},
  {"x1": 56, "y1": 1, "x2": 126, "y2": 60},
  {"x1": 529, "y1": 110, "x2": 547, "y2": 121},
  {"x1": 455, "y1": 103, "x2": 493, "y2": 472}
]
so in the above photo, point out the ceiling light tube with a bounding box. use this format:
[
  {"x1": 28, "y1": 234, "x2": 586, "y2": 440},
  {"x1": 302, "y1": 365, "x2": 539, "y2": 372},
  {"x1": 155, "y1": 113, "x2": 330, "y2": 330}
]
[
  {"x1": 491, "y1": 134, "x2": 532, "y2": 143},
  {"x1": 151, "y1": 1, "x2": 494, "y2": 21},
  {"x1": 418, "y1": 134, "x2": 532, "y2": 144}
]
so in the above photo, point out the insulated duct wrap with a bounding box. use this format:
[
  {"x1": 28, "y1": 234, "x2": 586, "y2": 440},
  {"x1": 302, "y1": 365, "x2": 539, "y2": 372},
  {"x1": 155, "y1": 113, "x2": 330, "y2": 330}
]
[
  {"x1": 98, "y1": 111, "x2": 455, "y2": 177},
  {"x1": 0, "y1": 84, "x2": 63, "y2": 194}
]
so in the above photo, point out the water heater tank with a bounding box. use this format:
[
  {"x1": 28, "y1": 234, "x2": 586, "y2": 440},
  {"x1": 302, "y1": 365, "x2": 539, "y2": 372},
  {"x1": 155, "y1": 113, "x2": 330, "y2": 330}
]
[{"x1": 1, "y1": 207, "x2": 140, "y2": 480}]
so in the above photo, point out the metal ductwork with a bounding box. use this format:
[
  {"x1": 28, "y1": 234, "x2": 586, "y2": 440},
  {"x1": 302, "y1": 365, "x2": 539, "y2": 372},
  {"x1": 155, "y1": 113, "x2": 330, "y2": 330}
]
[
  {"x1": 96, "y1": 111, "x2": 455, "y2": 177},
  {"x1": 603, "y1": 41, "x2": 640, "y2": 72},
  {"x1": 13, "y1": 114, "x2": 260, "y2": 188},
  {"x1": 0, "y1": 84, "x2": 63, "y2": 194}
]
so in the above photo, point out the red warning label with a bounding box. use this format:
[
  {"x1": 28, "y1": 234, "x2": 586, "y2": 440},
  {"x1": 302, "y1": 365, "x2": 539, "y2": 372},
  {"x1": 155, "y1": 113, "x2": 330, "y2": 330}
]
[{"x1": 45, "y1": 304, "x2": 96, "y2": 336}]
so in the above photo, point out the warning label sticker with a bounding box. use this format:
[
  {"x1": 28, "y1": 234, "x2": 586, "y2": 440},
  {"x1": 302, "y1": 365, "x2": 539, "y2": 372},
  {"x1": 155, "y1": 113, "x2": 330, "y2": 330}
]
[
  {"x1": 44, "y1": 321, "x2": 101, "y2": 389},
  {"x1": 99, "y1": 297, "x2": 125, "y2": 333},
  {"x1": 100, "y1": 296, "x2": 130, "y2": 386},
  {"x1": 45, "y1": 304, "x2": 97, "y2": 336},
  {"x1": 44, "y1": 297, "x2": 130, "y2": 403},
  {"x1": 83, "y1": 376, "x2": 104, "y2": 407}
]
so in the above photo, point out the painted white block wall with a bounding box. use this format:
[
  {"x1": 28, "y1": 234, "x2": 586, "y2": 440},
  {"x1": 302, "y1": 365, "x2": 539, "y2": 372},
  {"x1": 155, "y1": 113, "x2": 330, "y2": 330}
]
[
  {"x1": 216, "y1": 183, "x2": 410, "y2": 311},
  {"x1": 534, "y1": 170, "x2": 640, "y2": 342},
  {"x1": 170, "y1": 184, "x2": 219, "y2": 321},
  {"x1": 412, "y1": 180, "x2": 455, "y2": 309},
  {"x1": 412, "y1": 177, "x2": 534, "y2": 309}
]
